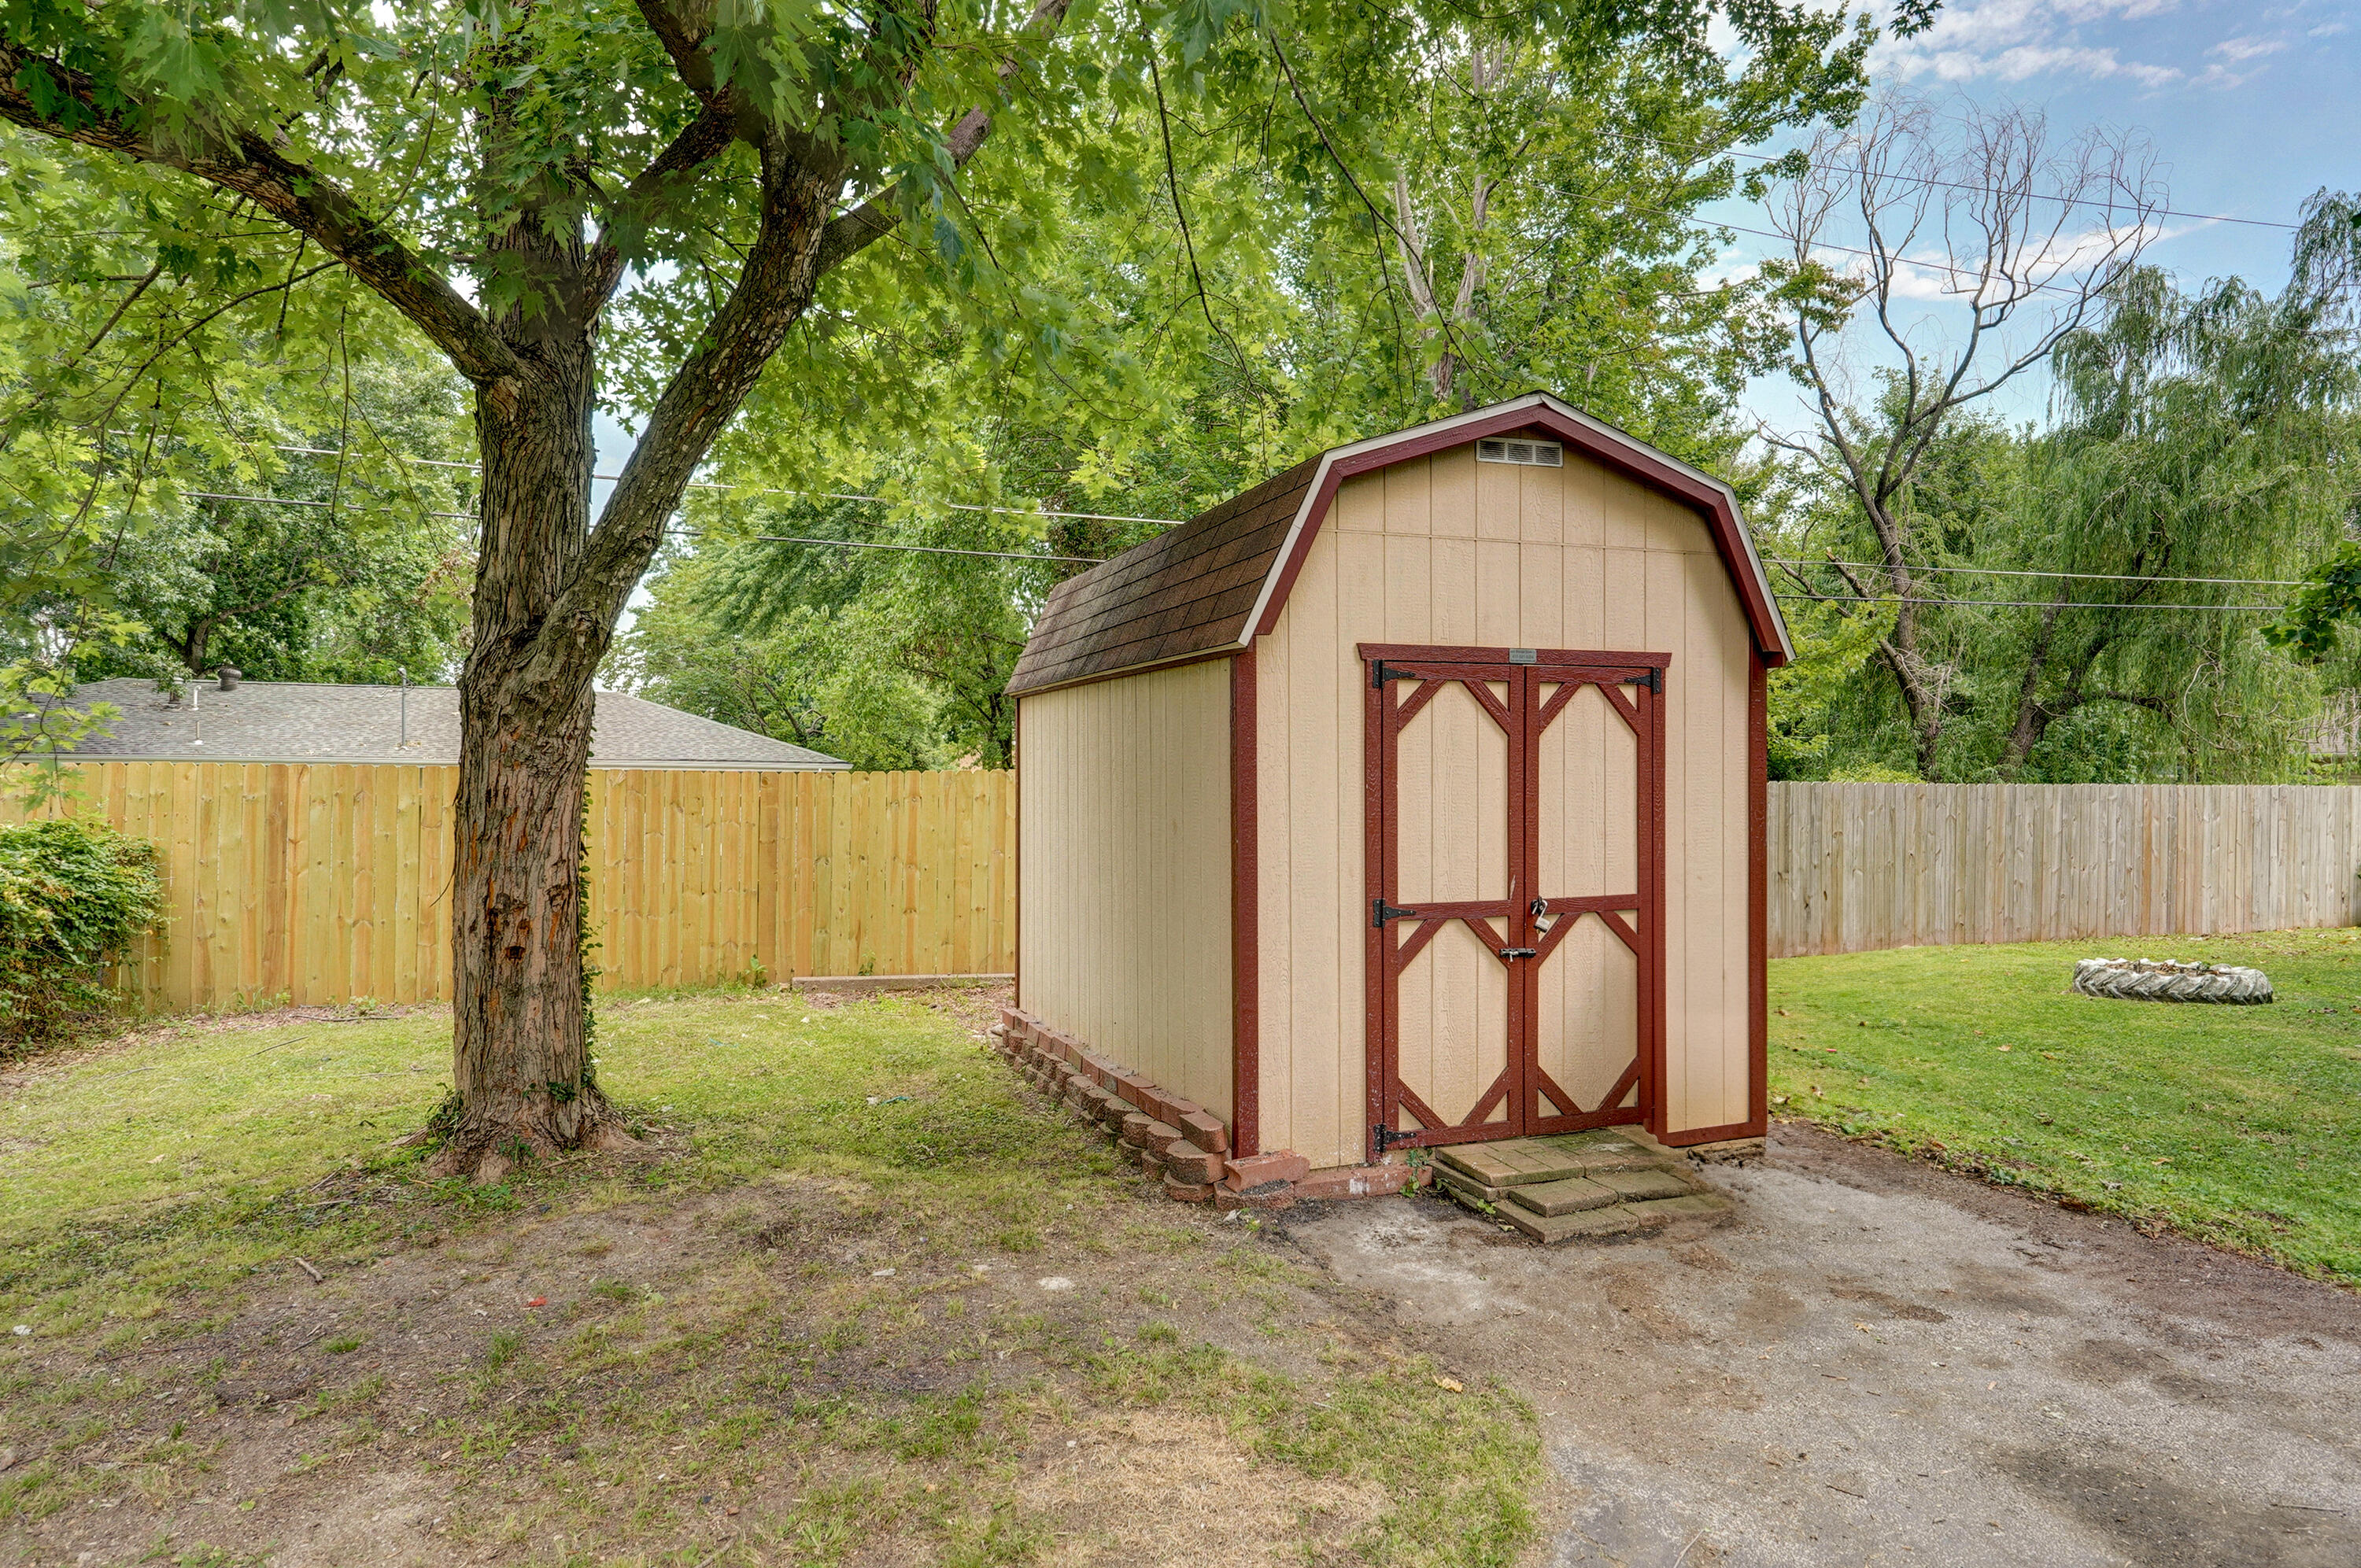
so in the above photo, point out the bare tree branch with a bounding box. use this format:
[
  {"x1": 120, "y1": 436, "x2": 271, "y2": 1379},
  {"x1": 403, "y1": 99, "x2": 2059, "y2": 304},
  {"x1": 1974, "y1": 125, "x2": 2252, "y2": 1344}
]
[{"x1": 1767, "y1": 94, "x2": 2162, "y2": 777}]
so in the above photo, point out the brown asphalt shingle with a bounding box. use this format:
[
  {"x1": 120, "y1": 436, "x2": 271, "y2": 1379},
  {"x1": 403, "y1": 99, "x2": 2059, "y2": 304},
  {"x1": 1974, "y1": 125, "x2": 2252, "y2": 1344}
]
[{"x1": 1005, "y1": 457, "x2": 1317, "y2": 695}]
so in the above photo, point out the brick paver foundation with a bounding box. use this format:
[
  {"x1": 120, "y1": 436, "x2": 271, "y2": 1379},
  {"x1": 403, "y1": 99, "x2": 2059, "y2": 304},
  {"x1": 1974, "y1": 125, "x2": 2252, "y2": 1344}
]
[{"x1": 990, "y1": 1007, "x2": 1428, "y2": 1209}]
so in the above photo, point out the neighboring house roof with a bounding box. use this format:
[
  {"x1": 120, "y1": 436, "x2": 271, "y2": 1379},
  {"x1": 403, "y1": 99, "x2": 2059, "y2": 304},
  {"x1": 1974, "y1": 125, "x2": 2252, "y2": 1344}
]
[
  {"x1": 39, "y1": 679, "x2": 852, "y2": 770},
  {"x1": 1006, "y1": 393, "x2": 1792, "y2": 698}
]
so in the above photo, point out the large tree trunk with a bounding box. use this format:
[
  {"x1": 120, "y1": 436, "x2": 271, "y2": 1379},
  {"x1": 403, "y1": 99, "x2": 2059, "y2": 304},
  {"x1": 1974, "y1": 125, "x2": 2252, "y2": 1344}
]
[
  {"x1": 1998, "y1": 600, "x2": 2069, "y2": 776},
  {"x1": 432, "y1": 334, "x2": 630, "y2": 1182}
]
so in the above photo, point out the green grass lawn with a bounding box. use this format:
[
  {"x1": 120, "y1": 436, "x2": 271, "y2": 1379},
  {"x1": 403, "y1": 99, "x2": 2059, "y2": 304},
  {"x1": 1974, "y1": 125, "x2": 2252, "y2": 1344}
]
[
  {"x1": 1, "y1": 988, "x2": 1539, "y2": 1567},
  {"x1": 1769, "y1": 928, "x2": 2361, "y2": 1284}
]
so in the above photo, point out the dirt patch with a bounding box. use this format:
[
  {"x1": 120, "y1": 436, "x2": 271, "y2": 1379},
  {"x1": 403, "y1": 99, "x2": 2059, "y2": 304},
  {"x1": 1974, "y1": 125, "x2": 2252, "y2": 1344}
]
[
  {"x1": 1018, "y1": 1411, "x2": 1388, "y2": 1566},
  {"x1": 2, "y1": 985, "x2": 1543, "y2": 1567},
  {"x1": 1285, "y1": 1121, "x2": 2361, "y2": 1566}
]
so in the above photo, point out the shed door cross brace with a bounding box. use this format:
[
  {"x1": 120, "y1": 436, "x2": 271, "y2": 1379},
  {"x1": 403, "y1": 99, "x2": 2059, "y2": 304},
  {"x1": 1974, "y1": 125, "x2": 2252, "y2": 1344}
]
[{"x1": 1360, "y1": 644, "x2": 1669, "y2": 1161}]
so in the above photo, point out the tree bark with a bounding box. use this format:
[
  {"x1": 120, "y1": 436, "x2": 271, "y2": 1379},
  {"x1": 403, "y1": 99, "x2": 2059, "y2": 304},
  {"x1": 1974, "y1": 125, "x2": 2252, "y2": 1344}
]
[
  {"x1": 1998, "y1": 600, "x2": 2068, "y2": 776},
  {"x1": 430, "y1": 325, "x2": 632, "y2": 1180}
]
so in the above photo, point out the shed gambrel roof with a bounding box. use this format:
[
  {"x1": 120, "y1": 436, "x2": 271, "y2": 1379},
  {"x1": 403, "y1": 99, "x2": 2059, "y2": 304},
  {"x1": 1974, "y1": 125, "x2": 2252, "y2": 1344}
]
[
  {"x1": 1007, "y1": 458, "x2": 1319, "y2": 695},
  {"x1": 1007, "y1": 393, "x2": 1793, "y2": 698}
]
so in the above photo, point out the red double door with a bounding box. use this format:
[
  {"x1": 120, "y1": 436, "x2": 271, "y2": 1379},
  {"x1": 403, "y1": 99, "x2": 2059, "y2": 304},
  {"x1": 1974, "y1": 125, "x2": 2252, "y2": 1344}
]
[{"x1": 1362, "y1": 644, "x2": 1666, "y2": 1159}]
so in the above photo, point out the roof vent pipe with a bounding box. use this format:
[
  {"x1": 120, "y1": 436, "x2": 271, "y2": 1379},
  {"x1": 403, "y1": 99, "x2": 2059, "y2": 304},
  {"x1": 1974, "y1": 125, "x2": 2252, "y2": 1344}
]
[{"x1": 216, "y1": 666, "x2": 241, "y2": 692}]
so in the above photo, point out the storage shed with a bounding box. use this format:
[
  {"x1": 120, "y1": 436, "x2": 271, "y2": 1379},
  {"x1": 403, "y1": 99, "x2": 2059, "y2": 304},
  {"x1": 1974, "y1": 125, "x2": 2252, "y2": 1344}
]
[{"x1": 1003, "y1": 393, "x2": 1791, "y2": 1189}]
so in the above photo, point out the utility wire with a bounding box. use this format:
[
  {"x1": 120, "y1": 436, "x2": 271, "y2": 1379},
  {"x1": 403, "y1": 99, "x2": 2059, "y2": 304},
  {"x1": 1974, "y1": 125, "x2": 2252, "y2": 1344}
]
[
  {"x1": 183, "y1": 488, "x2": 477, "y2": 522},
  {"x1": 168, "y1": 481, "x2": 1121, "y2": 562},
  {"x1": 246, "y1": 441, "x2": 1186, "y2": 526},
  {"x1": 1766, "y1": 556, "x2": 2307, "y2": 588},
  {"x1": 1597, "y1": 124, "x2": 2296, "y2": 233},
  {"x1": 1775, "y1": 590, "x2": 2283, "y2": 613},
  {"x1": 673, "y1": 526, "x2": 1103, "y2": 566}
]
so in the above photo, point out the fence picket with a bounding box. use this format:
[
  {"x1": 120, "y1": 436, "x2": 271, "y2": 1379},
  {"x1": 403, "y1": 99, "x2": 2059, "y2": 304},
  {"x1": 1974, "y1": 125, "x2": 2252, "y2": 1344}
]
[
  {"x1": 5, "y1": 762, "x2": 1017, "y2": 1009},
  {"x1": 17, "y1": 767, "x2": 2360, "y2": 1001},
  {"x1": 1764, "y1": 781, "x2": 2361, "y2": 957}
]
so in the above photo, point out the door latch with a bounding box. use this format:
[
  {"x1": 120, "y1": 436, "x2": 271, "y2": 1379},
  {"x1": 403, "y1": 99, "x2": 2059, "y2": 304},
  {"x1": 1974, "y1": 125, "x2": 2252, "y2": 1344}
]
[
  {"x1": 1373, "y1": 898, "x2": 1422, "y2": 928},
  {"x1": 1498, "y1": 946, "x2": 1539, "y2": 960}
]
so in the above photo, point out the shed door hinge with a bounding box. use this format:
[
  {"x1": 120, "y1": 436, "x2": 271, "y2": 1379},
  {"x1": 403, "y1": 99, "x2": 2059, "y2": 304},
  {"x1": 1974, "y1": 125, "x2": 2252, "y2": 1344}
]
[
  {"x1": 1639, "y1": 667, "x2": 1661, "y2": 694},
  {"x1": 1373, "y1": 898, "x2": 1422, "y2": 928},
  {"x1": 1372, "y1": 659, "x2": 1410, "y2": 688},
  {"x1": 1373, "y1": 1124, "x2": 1417, "y2": 1153}
]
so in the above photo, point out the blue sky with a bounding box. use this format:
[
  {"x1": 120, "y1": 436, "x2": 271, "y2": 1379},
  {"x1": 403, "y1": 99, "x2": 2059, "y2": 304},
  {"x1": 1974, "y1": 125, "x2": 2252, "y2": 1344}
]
[
  {"x1": 1712, "y1": 0, "x2": 2359, "y2": 430},
  {"x1": 1857, "y1": 0, "x2": 2353, "y2": 293}
]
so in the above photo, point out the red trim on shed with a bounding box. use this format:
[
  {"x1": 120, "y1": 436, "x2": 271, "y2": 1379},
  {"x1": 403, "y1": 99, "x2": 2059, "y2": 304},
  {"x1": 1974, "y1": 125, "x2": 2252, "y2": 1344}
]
[
  {"x1": 1746, "y1": 653, "x2": 1769, "y2": 1140},
  {"x1": 1247, "y1": 398, "x2": 1790, "y2": 666},
  {"x1": 1230, "y1": 647, "x2": 1262, "y2": 1159},
  {"x1": 1012, "y1": 697, "x2": 1022, "y2": 1012},
  {"x1": 1660, "y1": 1119, "x2": 1763, "y2": 1149}
]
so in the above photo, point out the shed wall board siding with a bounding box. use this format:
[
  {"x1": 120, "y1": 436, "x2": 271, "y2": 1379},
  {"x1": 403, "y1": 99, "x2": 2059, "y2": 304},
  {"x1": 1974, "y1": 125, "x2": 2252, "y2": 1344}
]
[
  {"x1": 1016, "y1": 659, "x2": 1236, "y2": 1120},
  {"x1": 1256, "y1": 447, "x2": 1754, "y2": 1168}
]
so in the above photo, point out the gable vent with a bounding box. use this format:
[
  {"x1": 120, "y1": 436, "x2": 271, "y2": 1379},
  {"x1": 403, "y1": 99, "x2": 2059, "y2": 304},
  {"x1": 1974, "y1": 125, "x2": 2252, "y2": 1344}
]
[{"x1": 1477, "y1": 437, "x2": 1562, "y2": 467}]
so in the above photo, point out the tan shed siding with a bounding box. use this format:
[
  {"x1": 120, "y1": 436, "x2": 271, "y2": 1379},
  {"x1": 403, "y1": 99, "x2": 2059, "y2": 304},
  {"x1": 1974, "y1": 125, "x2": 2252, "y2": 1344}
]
[
  {"x1": 1257, "y1": 447, "x2": 1754, "y2": 1167},
  {"x1": 1018, "y1": 659, "x2": 1235, "y2": 1120}
]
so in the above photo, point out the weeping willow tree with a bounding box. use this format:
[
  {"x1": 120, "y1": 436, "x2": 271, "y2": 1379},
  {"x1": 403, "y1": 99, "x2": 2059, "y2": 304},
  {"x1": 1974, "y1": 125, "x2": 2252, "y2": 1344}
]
[
  {"x1": 1981, "y1": 267, "x2": 2358, "y2": 777},
  {"x1": 2262, "y1": 190, "x2": 2361, "y2": 676},
  {"x1": 1772, "y1": 262, "x2": 2360, "y2": 781}
]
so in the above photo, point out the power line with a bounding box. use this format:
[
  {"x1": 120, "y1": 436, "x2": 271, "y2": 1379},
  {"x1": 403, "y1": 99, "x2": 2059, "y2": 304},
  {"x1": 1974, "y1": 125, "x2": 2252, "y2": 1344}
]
[
  {"x1": 135, "y1": 467, "x2": 1117, "y2": 564},
  {"x1": 183, "y1": 488, "x2": 477, "y2": 522},
  {"x1": 1767, "y1": 555, "x2": 2307, "y2": 588},
  {"x1": 1775, "y1": 589, "x2": 2283, "y2": 613},
  {"x1": 1600, "y1": 125, "x2": 2296, "y2": 233},
  {"x1": 168, "y1": 480, "x2": 1107, "y2": 563},
  {"x1": 173, "y1": 481, "x2": 1124, "y2": 560},
  {"x1": 678, "y1": 527, "x2": 1102, "y2": 566},
  {"x1": 1690, "y1": 211, "x2": 2094, "y2": 300},
  {"x1": 249, "y1": 441, "x2": 1186, "y2": 526}
]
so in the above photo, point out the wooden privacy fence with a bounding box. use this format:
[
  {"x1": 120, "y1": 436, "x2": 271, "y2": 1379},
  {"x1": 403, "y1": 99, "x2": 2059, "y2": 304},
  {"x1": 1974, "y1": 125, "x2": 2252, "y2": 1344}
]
[
  {"x1": 6, "y1": 762, "x2": 1014, "y2": 1011},
  {"x1": 17, "y1": 768, "x2": 2361, "y2": 1009},
  {"x1": 1768, "y1": 782, "x2": 2361, "y2": 957}
]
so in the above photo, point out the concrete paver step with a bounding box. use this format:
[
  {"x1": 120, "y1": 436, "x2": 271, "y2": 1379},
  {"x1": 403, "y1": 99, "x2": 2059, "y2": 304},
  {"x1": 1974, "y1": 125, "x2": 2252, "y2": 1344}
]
[
  {"x1": 1496, "y1": 1190, "x2": 1735, "y2": 1243},
  {"x1": 1432, "y1": 1167, "x2": 1509, "y2": 1207},
  {"x1": 1505, "y1": 1175, "x2": 1622, "y2": 1216},
  {"x1": 1431, "y1": 1125, "x2": 1733, "y2": 1242},
  {"x1": 1434, "y1": 1129, "x2": 1661, "y2": 1187},
  {"x1": 1594, "y1": 1165, "x2": 1705, "y2": 1202}
]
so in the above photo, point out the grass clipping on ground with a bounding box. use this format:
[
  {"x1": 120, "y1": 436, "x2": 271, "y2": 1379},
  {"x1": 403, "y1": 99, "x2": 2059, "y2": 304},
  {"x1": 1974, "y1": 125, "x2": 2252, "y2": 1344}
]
[
  {"x1": 0, "y1": 989, "x2": 1539, "y2": 1567},
  {"x1": 1769, "y1": 928, "x2": 2361, "y2": 1284}
]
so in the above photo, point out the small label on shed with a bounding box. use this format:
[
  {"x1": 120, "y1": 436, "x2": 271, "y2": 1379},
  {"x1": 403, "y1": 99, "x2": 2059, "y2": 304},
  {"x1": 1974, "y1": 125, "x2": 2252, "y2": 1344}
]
[{"x1": 1509, "y1": 648, "x2": 1537, "y2": 665}]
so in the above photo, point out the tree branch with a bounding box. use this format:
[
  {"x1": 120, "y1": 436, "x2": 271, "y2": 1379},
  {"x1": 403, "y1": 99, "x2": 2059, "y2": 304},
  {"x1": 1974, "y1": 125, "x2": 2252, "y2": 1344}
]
[
  {"x1": 0, "y1": 44, "x2": 523, "y2": 386},
  {"x1": 582, "y1": 98, "x2": 745, "y2": 312},
  {"x1": 810, "y1": 0, "x2": 1073, "y2": 278},
  {"x1": 636, "y1": 0, "x2": 724, "y2": 102}
]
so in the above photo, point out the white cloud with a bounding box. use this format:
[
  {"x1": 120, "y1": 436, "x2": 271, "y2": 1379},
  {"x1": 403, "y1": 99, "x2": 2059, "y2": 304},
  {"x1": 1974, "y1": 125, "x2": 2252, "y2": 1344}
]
[
  {"x1": 2208, "y1": 34, "x2": 2286, "y2": 63},
  {"x1": 1872, "y1": 1, "x2": 2193, "y2": 90}
]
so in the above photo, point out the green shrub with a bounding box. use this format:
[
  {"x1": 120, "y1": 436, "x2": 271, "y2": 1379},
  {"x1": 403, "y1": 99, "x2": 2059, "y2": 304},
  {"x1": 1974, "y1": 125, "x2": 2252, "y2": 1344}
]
[{"x1": 0, "y1": 819, "x2": 166, "y2": 1049}]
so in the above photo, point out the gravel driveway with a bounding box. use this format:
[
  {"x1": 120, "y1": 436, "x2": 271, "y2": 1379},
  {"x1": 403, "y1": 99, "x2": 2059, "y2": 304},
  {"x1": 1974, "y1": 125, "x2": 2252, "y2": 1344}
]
[{"x1": 1284, "y1": 1123, "x2": 2361, "y2": 1566}]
